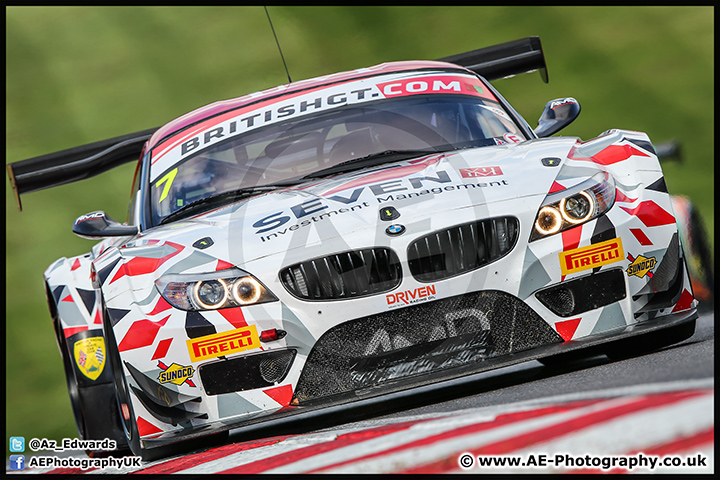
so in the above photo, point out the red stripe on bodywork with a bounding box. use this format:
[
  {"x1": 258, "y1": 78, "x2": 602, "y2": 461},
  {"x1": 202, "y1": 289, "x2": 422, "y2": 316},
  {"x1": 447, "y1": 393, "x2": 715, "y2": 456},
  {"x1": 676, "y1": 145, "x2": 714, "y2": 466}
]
[
  {"x1": 216, "y1": 259, "x2": 235, "y2": 270},
  {"x1": 218, "y1": 307, "x2": 247, "y2": 329},
  {"x1": 555, "y1": 318, "x2": 581, "y2": 341},
  {"x1": 263, "y1": 384, "x2": 293, "y2": 407},
  {"x1": 63, "y1": 326, "x2": 89, "y2": 338},
  {"x1": 110, "y1": 242, "x2": 184, "y2": 284},
  {"x1": 71, "y1": 258, "x2": 82, "y2": 271},
  {"x1": 615, "y1": 189, "x2": 637, "y2": 203},
  {"x1": 590, "y1": 144, "x2": 649, "y2": 165},
  {"x1": 148, "y1": 296, "x2": 173, "y2": 316},
  {"x1": 560, "y1": 226, "x2": 583, "y2": 281},
  {"x1": 137, "y1": 416, "x2": 164, "y2": 437},
  {"x1": 630, "y1": 228, "x2": 653, "y2": 246},
  {"x1": 620, "y1": 201, "x2": 676, "y2": 227},
  {"x1": 549, "y1": 181, "x2": 565, "y2": 193},
  {"x1": 671, "y1": 289, "x2": 695, "y2": 313},
  {"x1": 151, "y1": 338, "x2": 173, "y2": 360},
  {"x1": 118, "y1": 315, "x2": 171, "y2": 352}
]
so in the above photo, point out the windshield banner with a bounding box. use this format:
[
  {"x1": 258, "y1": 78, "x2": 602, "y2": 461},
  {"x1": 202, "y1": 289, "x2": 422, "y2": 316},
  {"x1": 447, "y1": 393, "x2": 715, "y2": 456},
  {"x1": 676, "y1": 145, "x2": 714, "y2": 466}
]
[{"x1": 149, "y1": 72, "x2": 497, "y2": 182}]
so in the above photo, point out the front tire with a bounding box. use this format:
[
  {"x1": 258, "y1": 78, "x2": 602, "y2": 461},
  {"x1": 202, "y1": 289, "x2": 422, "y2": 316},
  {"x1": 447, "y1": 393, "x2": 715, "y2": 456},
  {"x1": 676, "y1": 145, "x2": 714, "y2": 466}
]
[{"x1": 49, "y1": 284, "x2": 129, "y2": 456}]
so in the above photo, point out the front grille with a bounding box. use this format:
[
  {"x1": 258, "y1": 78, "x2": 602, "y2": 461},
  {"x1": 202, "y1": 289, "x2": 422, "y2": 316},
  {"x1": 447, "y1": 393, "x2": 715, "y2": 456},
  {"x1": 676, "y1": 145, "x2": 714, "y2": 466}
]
[
  {"x1": 199, "y1": 349, "x2": 296, "y2": 396},
  {"x1": 293, "y1": 290, "x2": 561, "y2": 403},
  {"x1": 408, "y1": 217, "x2": 519, "y2": 282},
  {"x1": 280, "y1": 248, "x2": 402, "y2": 300}
]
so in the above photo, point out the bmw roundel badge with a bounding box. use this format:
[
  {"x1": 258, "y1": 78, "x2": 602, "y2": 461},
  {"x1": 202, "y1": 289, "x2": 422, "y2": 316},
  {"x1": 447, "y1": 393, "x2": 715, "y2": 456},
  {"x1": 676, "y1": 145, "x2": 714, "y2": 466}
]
[{"x1": 386, "y1": 224, "x2": 405, "y2": 236}]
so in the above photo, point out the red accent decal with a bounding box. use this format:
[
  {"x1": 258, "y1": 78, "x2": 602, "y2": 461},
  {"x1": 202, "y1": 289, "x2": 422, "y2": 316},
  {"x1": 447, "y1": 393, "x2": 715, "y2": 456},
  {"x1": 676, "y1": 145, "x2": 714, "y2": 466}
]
[
  {"x1": 591, "y1": 144, "x2": 650, "y2": 165},
  {"x1": 110, "y1": 242, "x2": 184, "y2": 284},
  {"x1": 322, "y1": 155, "x2": 444, "y2": 196},
  {"x1": 148, "y1": 296, "x2": 173, "y2": 316},
  {"x1": 151, "y1": 338, "x2": 173, "y2": 360},
  {"x1": 671, "y1": 289, "x2": 695, "y2": 313},
  {"x1": 71, "y1": 258, "x2": 81, "y2": 271},
  {"x1": 560, "y1": 227, "x2": 583, "y2": 281},
  {"x1": 137, "y1": 416, "x2": 163, "y2": 437},
  {"x1": 63, "y1": 326, "x2": 89, "y2": 338},
  {"x1": 630, "y1": 228, "x2": 653, "y2": 246},
  {"x1": 615, "y1": 189, "x2": 637, "y2": 203},
  {"x1": 186, "y1": 379, "x2": 196, "y2": 387},
  {"x1": 61, "y1": 294, "x2": 74, "y2": 303},
  {"x1": 218, "y1": 307, "x2": 247, "y2": 329},
  {"x1": 548, "y1": 181, "x2": 565, "y2": 194},
  {"x1": 263, "y1": 384, "x2": 294, "y2": 407},
  {"x1": 93, "y1": 310, "x2": 102, "y2": 324},
  {"x1": 216, "y1": 259, "x2": 235, "y2": 271},
  {"x1": 555, "y1": 318, "x2": 581, "y2": 341},
  {"x1": 118, "y1": 315, "x2": 171, "y2": 352},
  {"x1": 620, "y1": 201, "x2": 676, "y2": 227}
]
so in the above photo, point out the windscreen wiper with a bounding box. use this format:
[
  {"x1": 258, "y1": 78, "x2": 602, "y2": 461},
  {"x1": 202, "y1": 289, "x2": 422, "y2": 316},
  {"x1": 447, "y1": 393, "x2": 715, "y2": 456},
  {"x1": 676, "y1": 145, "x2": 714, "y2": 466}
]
[
  {"x1": 158, "y1": 184, "x2": 292, "y2": 225},
  {"x1": 301, "y1": 148, "x2": 446, "y2": 180}
]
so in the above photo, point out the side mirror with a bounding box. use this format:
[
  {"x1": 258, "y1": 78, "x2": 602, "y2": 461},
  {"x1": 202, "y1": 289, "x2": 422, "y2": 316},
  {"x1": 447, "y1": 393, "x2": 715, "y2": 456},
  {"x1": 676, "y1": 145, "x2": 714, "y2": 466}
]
[
  {"x1": 534, "y1": 97, "x2": 581, "y2": 138},
  {"x1": 72, "y1": 211, "x2": 139, "y2": 239}
]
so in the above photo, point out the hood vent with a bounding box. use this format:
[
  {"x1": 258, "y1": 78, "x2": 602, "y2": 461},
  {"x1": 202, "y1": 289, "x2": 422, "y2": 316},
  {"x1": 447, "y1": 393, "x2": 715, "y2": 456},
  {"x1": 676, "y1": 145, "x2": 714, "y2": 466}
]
[
  {"x1": 280, "y1": 248, "x2": 402, "y2": 300},
  {"x1": 408, "y1": 217, "x2": 519, "y2": 282}
]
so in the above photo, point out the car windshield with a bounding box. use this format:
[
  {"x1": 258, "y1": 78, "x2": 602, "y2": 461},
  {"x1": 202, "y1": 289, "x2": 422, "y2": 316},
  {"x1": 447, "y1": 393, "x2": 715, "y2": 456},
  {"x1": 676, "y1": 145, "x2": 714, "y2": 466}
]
[{"x1": 149, "y1": 94, "x2": 525, "y2": 225}]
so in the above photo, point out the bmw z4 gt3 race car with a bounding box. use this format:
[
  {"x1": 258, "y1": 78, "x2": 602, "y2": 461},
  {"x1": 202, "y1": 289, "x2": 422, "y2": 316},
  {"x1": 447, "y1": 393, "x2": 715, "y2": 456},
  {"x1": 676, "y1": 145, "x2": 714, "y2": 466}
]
[{"x1": 7, "y1": 37, "x2": 700, "y2": 460}]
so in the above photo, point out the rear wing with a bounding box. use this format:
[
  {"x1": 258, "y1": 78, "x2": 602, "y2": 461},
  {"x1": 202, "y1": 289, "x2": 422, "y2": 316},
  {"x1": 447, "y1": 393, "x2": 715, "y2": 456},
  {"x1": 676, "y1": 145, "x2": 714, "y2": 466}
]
[
  {"x1": 7, "y1": 37, "x2": 548, "y2": 210},
  {"x1": 7, "y1": 128, "x2": 156, "y2": 210},
  {"x1": 437, "y1": 36, "x2": 548, "y2": 83}
]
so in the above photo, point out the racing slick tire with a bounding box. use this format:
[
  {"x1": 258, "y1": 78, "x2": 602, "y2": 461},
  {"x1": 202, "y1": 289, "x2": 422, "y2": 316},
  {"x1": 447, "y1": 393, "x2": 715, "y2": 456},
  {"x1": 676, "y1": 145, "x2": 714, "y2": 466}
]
[
  {"x1": 604, "y1": 319, "x2": 696, "y2": 361},
  {"x1": 49, "y1": 285, "x2": 130, "y2": 457}
]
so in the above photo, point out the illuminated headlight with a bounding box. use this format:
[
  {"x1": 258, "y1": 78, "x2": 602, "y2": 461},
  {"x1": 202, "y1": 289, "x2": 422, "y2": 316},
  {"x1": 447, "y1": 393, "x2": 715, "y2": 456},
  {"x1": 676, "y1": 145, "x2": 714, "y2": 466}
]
[
  {"x1": 155, "y1": 268, "x2": 277, "y2": 310},
  {"x1": 530, "y1": 171, "x2": 615, "y2": 241}
]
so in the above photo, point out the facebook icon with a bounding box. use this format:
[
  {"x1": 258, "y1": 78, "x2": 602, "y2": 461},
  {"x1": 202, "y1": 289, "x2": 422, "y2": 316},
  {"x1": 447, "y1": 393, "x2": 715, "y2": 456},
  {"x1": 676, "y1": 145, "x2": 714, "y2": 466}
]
[{"x1": 9, "y1": 455, "x2": 25, "y2": 470}]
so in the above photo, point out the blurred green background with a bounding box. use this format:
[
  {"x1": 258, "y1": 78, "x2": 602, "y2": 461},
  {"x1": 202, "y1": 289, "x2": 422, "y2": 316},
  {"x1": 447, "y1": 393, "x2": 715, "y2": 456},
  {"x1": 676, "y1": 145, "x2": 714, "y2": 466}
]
[{"x1": 6, "y1": 6, "x2": 713, "y2": 454}]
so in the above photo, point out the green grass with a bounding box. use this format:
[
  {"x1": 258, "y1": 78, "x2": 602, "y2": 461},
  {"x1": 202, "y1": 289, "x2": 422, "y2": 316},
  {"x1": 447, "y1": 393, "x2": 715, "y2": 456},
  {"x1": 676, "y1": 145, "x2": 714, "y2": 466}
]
[{"x1": 6, "y1": 6, "x2": 713, "y2": 454}]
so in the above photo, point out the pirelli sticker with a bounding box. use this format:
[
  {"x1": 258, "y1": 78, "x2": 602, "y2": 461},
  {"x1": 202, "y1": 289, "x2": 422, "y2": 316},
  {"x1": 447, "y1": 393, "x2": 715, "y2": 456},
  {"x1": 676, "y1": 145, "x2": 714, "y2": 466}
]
[
  {"x1": 559, "y1": 238, "x2": 624, "y2": 276},
  {"x1": 187, "y1": 325, "x2": 260, "y2": 362}
]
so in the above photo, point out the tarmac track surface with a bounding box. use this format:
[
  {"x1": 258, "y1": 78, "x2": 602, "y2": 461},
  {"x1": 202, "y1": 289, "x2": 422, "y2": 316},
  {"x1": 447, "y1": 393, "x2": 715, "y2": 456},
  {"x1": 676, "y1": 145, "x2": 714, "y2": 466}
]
[{"x1": 12, "y1": 311, "x2": 714, "y2": 474}]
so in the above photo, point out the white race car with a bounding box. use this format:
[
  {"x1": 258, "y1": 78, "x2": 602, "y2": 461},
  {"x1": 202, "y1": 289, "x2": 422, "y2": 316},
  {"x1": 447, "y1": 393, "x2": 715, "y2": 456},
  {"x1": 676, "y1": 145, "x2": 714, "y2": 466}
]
[{"x1": 7, "y1": 37, "x2": 698, "y2": 460}]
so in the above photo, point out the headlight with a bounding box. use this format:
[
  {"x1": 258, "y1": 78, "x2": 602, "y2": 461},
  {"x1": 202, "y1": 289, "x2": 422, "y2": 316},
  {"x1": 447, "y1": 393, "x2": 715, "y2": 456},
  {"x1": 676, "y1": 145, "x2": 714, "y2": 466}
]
[
  {"x1": 155, "y1": 268, "x2": 277, "y2": 310},
  {"x1": 530, "y1": 171, "x2": 615, "y2": 241}
]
